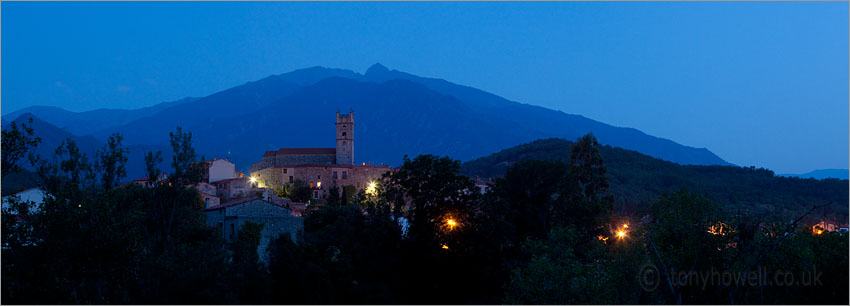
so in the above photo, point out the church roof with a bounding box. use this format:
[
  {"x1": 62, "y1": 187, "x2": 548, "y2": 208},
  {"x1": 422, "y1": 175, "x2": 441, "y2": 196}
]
[{"x1": 263, "y1": 148, "x2": 336, "y2": 157}]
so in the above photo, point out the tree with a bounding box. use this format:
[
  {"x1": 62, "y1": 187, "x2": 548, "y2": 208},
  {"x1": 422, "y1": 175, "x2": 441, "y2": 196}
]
[
  {"x1": 644, "y1": 190, "x2": 728, "y2": 304},
  {"x1": 326, "y1": 185, "x2": 341, "y2": 206},
  {"x1": 490, "y1": 159, "x2": 569, "y2": 241},
  {"x1": 232, "y1": 222, "x2": 265, "y2": 266},
  {"x1": 505, "y1": 226, "x2": 614, "y2": 304},
  {"x1": 168, "y1": 126, "x2": 202, "y2": 186},
  {"x1": 385, "y1": 155, "x2": 478, "y2": 247},
  {"x1": 95, "y1": 133, "x2": 130, "y2": 190},
  {"x1": 2, "y1": 117, "x2": 42, "y2": 177},
  {"x1": 289, "y1": 180, "x2": 313, "y2": 203},
  {"x1": 144, "y1": 150, "x2": 163, "y2": 186},
  {"x1": 559, "y1": 133, "x2": 614, "y2": 247}
]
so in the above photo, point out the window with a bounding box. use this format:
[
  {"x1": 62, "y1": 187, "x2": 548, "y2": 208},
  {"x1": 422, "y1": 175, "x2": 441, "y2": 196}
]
[
  {"x1": 313, "y1": 191, "x2": 319, "y2": 199},
  {"x1": 309, "y1": 181, "x2": 314, "y2": 188},
  {"x1": 342, "y1": 171, "x2": 348, "y2": 179},
  {"x1": 229, "y1": 224, "x2": 235, "y2": 240},
  {"x1": 318, "y1": 175, "x2": 321, "y2": 180},
  {"x1": 205, "y1": 198, "x2": 210, "y2": 207},
  {"x1": 333, "y1": 171, "x2": 338, "y2": 179},
  {"x1": 342, "y1": 132, "x2": 346, "y2": 137},
  {"x1": 289, "y1": 176, "x2": 294, "y2": 183},
  {"x1": 283, "y1": 168, "x2": 288, "y2": 174}
]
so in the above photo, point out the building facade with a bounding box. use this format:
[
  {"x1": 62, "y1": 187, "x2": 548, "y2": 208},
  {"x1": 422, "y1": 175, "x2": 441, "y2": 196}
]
[
  {"x1": 204, "y1": 198, "x2": 303, "y2": 264},
  {"x1": 251, "y1": 111, "x2": 392, "y2": 200}
]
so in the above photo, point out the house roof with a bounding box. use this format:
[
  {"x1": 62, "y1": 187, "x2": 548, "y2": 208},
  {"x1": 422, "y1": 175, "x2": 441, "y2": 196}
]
[
  {"x1": 203, "y1": 197, "x2": 260, "y2": 211},
  {"x1": 210, "y1": 177, "x2": 246, "y2": 184},
  {"x1": 203, "y1": 197, "x2": 287, "y2": 212},
  {"x1": 263, "y1": 148, "x2": 336, "y2": 157},
  {"x1": 269, "y1": 164, "x2": 393, "y2": 169}
]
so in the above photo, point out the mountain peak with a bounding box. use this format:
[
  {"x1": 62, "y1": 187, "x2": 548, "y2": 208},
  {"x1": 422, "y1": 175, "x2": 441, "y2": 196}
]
[{"x1": 365, "y1": 63, "x2": 390, "y2": 76}]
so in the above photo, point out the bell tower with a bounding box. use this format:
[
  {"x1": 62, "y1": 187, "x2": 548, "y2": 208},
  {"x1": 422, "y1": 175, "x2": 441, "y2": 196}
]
[{"x1": 335, "y1": 111, "x2": 354, "y2": 165}]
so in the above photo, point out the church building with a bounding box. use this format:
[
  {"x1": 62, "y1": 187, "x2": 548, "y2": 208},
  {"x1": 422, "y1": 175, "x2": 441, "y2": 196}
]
[{"x1": 250, "y1": 111, "x2": 391, "y2": 200}]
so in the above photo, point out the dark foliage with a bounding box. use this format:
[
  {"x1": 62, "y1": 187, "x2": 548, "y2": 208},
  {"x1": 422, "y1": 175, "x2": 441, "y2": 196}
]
[
  {"x1": 462, "y1": 138, "x2": 848, "y2": 222},
  {"x1": 2, "y1": 128, "x2": 846, "y2": 305}
]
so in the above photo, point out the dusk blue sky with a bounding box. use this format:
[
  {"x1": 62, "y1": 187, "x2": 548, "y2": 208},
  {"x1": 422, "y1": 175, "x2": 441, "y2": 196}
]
[{"x1": 2, "y1": 2, "x2": 847, "y2": 174}]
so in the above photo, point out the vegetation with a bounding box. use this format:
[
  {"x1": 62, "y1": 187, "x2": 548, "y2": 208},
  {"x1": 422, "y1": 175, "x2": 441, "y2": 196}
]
[
  {"x1": 2, "y1": 123, "x2": 847, "y2": 304},
  {"x1": 462, "y1": 138, "x2": 848, "y2": 223}
]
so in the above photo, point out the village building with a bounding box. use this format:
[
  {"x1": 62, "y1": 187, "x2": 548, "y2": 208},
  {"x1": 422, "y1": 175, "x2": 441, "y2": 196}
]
[
  {"x1": 812, "y1": 220, "x2": 849, "y2": 235},
  {"x1": 199, "y1": 158, "x2": 242, "y2": 183},
  {"x1": 212, "y1": 177, "x2": 264, "y2": 202},
  {"x1": 129, "y1": 174, "x2": 168, "y2": 188},
  {"x1": 204, "y1": 198, "x2": 303, "y2": 264},
  {"x1": 251, "y1": 111, "x2": 392, "y2": 201},
  {"x1": 1, "y1": 187, "x2": 47, "y2": 212}
]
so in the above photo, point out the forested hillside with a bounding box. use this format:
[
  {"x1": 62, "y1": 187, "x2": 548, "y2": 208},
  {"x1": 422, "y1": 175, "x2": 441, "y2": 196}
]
[{"x1": 462, "y1": 138, "x2": 848, "y2": 221}]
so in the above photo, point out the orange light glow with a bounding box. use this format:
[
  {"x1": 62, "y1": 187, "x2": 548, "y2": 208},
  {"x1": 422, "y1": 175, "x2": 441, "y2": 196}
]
[
  {"x1": 617, "y1": 230, "x2": 626, "y2": 239},
  {"x1": 366, "y1": 181, "x2": 377, "y2": 195},
  {"x1": 446, "y1": 218, "x2": 458, "y2": 230},
  {"x1": 442, "y1": 244, "x2": 449, "y2": 249},
  {"x1": 623, "y1": 224, "x2": 629, "y2": 229}
]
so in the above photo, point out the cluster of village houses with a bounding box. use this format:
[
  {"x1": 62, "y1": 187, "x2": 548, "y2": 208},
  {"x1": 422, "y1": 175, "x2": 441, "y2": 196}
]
[{"x1": 4, "y1": 111, "x2": 844, "y2": 263}]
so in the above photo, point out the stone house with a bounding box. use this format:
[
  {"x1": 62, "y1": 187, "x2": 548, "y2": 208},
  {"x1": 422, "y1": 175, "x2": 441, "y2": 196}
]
[{"x1": 204, "y1": 198, "x2": 303, "y2": 264}]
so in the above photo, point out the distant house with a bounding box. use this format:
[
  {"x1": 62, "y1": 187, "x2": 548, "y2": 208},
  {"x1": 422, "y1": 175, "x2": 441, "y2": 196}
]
[
  {"x1": 212, "y1": 177, "x2": 263, "y2": 202},
  {"x1": 204, "y1": 198, "x2": 303, "y2": 264},
  {"x1": 1, "y1": 187, "x2": 47, "y2": 212},
  {"x1": 474, "y1": 177, "x2": 493, "y2": 194},
  {"x1": 812, "y1": 221, "x2": 845, "y2": 234},
  {"x1": 200, "y1": 191, "x2": 220, "y2": 208},
  {"x1": 130, "y1": 174, "x2": 168, "y2": 188},
  {"x1": 200, "y1": 158, "x2": 239, "y2": 184}
]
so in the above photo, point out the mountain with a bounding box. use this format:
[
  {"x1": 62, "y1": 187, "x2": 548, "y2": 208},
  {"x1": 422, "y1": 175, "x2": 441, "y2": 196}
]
[
  {"x1": 4, "y1": 64, "x2": 731, "y2": 177},
  {"x1": 780, "y1": 169, "x2": 849, "y2": 180},
  {"x1": 89, "y1": 66, "x2": 362, "y2": 144},
  {"x1": 3, "y1": 113, "x2": 172, "y2": 181},
  {"x1": 461, "y1": 138, "x2": 848, "y2": 221},
  {"x1": 2, "y1": 97, "x2": 198, "y2": 136},
  {"x1": 3, "y1": 113, "x2": 102, "y2": 161}
]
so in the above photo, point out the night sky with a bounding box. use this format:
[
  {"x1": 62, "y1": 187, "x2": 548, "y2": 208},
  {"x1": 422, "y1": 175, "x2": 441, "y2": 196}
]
[{"x1": 2, "y1": 2, "x2": 847, "y2": 174}]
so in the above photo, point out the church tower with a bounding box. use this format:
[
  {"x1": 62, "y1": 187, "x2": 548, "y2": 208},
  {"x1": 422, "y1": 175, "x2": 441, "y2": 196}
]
[{"x1": 335, "y1": 111, "x2": 354, "y2": 165}]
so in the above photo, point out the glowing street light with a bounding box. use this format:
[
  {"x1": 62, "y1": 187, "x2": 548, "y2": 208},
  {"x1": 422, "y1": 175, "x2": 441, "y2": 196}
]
[
  {"x1": 366, "y1": 181, "x2": 377, "y2": 195},
  {"x1": 445, "y1": 217, "x2": 458, "y2": 231},
  {"x1": 617, "y1": 230, "x2": 626, "y2": 239},
  {"x1": 249, "y1": 176, "x2": 257, "y2": 184}
]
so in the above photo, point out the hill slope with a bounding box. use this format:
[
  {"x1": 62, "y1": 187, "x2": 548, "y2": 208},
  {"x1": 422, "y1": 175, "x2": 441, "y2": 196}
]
[
  {"x1": 2, "y1": 97, "x2": 198, "y2": 136},
  {"x1": 780, "y1": 169, "x2": 849, "y2": 180},
  {"x1": 461, "y1": 138, "x2": 848, "y2": 221}
]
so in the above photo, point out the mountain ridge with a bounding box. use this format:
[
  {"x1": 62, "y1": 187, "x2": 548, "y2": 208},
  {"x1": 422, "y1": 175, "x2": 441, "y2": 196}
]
[{"x1": 4, "y1": 64, "x2": 732, "y2": 176}]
